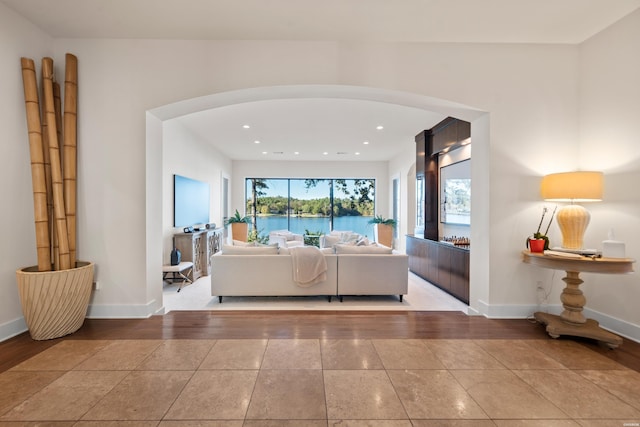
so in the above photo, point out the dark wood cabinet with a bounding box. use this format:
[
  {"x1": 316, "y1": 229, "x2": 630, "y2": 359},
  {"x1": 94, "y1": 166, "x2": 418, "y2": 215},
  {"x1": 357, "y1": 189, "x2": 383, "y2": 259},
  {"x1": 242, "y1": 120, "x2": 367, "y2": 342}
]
[
  {"x1": 407, "y1": 235, "x2": 469, "y2": 304},
  {"x1": 415, "y1": 117, "x2": 470, "y2": 240}
]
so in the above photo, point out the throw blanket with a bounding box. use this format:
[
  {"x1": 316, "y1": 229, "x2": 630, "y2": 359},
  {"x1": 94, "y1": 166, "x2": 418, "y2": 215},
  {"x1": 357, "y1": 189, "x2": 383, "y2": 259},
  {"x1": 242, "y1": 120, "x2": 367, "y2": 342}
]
[{"x1": 290, "y1": 246, "x2": 327, "y2": 287}]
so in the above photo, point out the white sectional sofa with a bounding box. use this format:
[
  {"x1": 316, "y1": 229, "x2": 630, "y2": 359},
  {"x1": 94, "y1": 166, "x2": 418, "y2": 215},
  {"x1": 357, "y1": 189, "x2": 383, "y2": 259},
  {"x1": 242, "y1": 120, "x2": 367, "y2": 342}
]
[
  {"x1": 210, "y1": 242, "x2": 408, "y2": 303},
  {"x1": 210, "y1": 247, "x2": 338, "y2": 302}
]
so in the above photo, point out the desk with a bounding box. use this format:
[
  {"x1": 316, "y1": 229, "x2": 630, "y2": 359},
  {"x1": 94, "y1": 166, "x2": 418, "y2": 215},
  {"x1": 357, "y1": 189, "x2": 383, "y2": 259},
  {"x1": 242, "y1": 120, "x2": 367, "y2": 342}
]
[{"x1": 522, "y1": 250, "x2": 635, "y2": 348}]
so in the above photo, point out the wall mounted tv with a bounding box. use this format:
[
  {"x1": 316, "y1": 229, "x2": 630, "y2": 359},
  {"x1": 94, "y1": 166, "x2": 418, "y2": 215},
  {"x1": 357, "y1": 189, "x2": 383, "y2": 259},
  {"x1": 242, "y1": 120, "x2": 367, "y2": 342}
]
[{"x1": 173, "y1": 174, "x2": 210, "y2": 227}]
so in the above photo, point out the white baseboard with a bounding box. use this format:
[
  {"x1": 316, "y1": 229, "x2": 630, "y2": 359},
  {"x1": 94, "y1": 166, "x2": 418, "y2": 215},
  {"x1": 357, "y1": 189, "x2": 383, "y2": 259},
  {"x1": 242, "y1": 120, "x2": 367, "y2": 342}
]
[
  {"x1": 476, "y1": 300, "x2": 640, "y2": 343},
  {"x1": 86, "y1": 300, "x2": 158, "y2": 319},
  {"x1": 0, "y1": 317, "x2": 28, "y2": 343}
]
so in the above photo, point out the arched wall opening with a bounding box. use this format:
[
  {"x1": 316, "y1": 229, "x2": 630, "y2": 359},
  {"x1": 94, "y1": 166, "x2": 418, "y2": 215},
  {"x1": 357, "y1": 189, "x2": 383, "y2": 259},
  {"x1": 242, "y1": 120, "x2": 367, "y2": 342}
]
[{"x1": 146, "y1": 85, "x2": 490, "y2": 316}]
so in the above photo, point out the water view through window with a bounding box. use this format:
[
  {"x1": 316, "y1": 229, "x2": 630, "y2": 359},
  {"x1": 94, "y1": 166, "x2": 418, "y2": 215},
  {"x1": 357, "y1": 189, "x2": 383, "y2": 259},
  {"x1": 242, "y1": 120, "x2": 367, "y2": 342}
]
[{"x1": 245, "y1": 178, "x2": 376, "y2": 238}]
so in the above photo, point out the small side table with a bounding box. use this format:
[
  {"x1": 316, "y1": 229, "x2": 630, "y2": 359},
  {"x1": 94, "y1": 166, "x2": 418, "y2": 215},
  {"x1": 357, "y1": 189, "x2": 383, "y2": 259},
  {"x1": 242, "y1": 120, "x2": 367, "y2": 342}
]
[
  {"x1": 522, "y1": 250, "x2": 635, "y2": 348},
  {"x1": 162, "y1": 261, "x2": 194, "y2": 292}
]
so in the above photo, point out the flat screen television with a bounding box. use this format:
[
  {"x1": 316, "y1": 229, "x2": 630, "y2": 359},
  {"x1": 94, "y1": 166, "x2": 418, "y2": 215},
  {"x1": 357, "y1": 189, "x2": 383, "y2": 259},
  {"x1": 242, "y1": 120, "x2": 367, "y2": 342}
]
[
  {"x1": 173, "y1": 174, "x2": 210, "y2": 227},
  {"x1": 440, "y1": 159, "x2": 471, "y2": 225}
]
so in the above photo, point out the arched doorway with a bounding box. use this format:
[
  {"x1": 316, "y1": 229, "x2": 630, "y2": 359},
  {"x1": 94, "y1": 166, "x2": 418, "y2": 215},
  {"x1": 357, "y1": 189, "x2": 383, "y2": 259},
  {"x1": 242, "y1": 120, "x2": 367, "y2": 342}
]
[{"x1": 146, "y1": 85, "x2": 490, "y2": 315}]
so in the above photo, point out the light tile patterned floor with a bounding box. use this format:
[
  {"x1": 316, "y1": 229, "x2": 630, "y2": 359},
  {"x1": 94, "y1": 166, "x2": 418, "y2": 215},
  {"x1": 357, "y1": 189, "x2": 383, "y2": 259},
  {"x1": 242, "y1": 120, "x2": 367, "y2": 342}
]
[{"x1": 2, "y1": 338, "x2": 640, "y2": 426}]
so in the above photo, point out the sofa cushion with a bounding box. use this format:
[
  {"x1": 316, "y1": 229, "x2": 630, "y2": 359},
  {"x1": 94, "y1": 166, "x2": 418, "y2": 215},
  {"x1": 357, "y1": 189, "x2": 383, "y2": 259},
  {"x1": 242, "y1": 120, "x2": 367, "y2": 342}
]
[
  {"x1": 221, "y1": 245, "x2": 279, "y2": 255},
  {"x1": 232, "y1": 239, "x2": 255, "y2": 246},
  {"x1": 320, "y1": 235, "x2": 341, "y2": 249},
  {"x1": 334, "y1": 244, "x2": 393, "y2": 254}
]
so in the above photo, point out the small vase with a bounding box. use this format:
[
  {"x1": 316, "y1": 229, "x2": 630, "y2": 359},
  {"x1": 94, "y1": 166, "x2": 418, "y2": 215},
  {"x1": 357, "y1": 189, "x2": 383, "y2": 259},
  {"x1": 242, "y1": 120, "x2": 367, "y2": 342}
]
[{"x1": 529, "y1": 239, "x2": 546, "y2": 253}]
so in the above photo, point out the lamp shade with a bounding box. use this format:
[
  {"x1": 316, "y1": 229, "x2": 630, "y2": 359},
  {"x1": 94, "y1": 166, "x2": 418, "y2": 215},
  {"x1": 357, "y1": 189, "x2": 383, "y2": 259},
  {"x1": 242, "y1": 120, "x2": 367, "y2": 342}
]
[{"x1": 540, "y1": 171, "x2": 603, "y2": 202}]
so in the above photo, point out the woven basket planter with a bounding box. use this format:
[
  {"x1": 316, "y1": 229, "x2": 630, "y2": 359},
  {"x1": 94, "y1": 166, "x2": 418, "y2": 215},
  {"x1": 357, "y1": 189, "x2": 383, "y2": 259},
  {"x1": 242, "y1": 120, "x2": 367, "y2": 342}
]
[
  {"x1": 374, "y1": 223, "x2": 394, "y2": 248},
  {"x1": 16, "y1": 261, "x2": 94, "y2": 340},
  {"x1": 230, "y1": 222, "x2": 248, "y2": 242}
]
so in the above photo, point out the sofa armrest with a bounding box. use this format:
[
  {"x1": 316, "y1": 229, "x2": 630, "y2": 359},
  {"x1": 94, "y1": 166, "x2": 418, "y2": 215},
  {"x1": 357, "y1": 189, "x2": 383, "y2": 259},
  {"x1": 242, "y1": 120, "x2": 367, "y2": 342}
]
[{"x1": 337, "y1": 254, "x2": 409, "y2": 296}]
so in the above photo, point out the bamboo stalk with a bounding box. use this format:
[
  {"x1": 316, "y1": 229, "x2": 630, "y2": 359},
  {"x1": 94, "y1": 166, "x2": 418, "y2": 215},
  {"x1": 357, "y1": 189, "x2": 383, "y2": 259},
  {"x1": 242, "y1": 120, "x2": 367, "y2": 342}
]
[
  {"x1": 53, "y1": 80, "x2": 63, "y2": 269},
  {"x1": 20, "y1": 58, "x2": 52, "y2": 272},
  {"x1": 41, "y1": 57, "x2": 71, "y2": 271},
  {"x1": 63, "y1": 53, "x2": 78, "y2": 265},
  {"x1": 42, "y1": 78, "x2": 58, "y2": 270}
]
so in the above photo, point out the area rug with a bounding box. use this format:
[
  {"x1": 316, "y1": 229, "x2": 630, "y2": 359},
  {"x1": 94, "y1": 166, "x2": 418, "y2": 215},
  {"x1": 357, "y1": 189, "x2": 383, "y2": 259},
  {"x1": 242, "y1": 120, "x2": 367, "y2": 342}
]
[{"x1": 162, "y1": 272, "x2": 469, "y2": 313}]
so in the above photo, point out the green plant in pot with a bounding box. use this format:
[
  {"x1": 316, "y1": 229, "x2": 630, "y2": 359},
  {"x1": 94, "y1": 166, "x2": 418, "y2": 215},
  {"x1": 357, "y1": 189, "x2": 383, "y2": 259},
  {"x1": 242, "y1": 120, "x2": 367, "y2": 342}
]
[
  {"x1": 304, "y1": 229, "x2": 324, "y2": 247},
  {"x1": 368, "y1": 215, "x2": 397, "y2": 248},
  {"x1": 527, "y1": 206, "x2": 556, "y2": 252},
  {"x1": 17, "y1": 54, "x2": 94, "y2": 340},
  {"x1": 225, "y1": 209, "x2": 251, "y2": 242}
]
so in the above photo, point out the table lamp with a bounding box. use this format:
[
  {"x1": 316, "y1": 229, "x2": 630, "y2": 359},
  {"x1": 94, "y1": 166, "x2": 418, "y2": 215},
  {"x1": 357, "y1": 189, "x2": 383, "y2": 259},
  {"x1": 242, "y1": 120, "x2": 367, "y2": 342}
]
[{"x1": 540, "y1": 171, "x2": 603, "y2": 249}]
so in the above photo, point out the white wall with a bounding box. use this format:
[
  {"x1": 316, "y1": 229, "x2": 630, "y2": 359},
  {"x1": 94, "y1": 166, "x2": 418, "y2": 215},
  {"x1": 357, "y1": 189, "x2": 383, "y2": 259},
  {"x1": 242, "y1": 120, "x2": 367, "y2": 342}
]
[
  {"x1": 0, "y1": 4, "x2": 54, "y2": 339},
  {"x1": 2, "y1": 2, "x2": 639, "y2": 341},
  {"x1": 576, "y1": 9, "x2": 640, "y2": 337},
  {"x1": 162, "y1": 120, "x2": 232, "y2": 262}
]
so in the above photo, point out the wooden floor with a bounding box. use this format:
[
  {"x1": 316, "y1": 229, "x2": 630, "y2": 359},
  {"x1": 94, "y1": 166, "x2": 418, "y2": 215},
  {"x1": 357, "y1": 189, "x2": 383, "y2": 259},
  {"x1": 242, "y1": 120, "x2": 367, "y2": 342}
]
[{"x1": 2, "y1": 310, "x2": 640, "y2": 373}]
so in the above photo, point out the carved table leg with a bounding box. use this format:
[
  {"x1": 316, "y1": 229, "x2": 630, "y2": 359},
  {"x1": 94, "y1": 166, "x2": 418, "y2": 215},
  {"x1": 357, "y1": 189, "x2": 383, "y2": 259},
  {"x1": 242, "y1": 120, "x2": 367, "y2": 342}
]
[
  {"x1": 534, "y1": 269, "x2": 622, "y2": 348},
  {"x1": 559, "y1": 270, "x2": 587, "y2": 324}
]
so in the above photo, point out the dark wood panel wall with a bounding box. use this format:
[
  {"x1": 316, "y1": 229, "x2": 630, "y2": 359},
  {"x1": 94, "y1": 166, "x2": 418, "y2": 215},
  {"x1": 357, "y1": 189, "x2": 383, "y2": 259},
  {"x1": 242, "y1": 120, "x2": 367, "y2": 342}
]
[
  {"x1": 407, "y1": 235, "x2": 470, "y2": 304},
  {"x1": 410, "y1": 117, "x2": 471, "y2": 304},
  {"x1": 414, "y1": 117, "x2": 471, "y2": 240}
]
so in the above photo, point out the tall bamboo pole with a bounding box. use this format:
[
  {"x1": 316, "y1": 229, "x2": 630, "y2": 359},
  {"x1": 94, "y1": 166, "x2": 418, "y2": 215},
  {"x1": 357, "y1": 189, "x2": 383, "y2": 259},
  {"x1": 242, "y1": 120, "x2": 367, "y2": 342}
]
[
  {"x1": 41, "y1": 57, "x2": 71, "y2": 271},
  {"x1": 63, "y1": 53, "x2": 78, "y2": 265},
  {"x1": 40, "y1": 62, "x2": 56, "y2": 269},
  {"x1": 53, "y1": 80, "x2": 63, "y2": 269},
  {"x1": 20, "y1": 58, "x2": 52, "y2": 272}
]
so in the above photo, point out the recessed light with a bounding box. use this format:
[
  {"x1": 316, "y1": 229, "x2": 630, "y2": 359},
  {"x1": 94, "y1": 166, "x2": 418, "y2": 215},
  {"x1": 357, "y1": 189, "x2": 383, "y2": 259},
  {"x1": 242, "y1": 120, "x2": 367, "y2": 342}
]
[
  {"x1": 242, "y1": 124, "x2": 250, "y2": 129},
  {"x1": 376, "y1": 125, "x2": 384, "y2": 130},
  {"x1": 254, "y1": 140, "x2": 260, "y2": 144},
  {"x1": 363, "y1": 141, "x2": 369, "y2": 145},
  {"x1": 355, "y1": 152, "x2": 360, "y2": 155},
  {"x1": 262, "y1": 151, "x2": 268, "y2": 155},
  {"x1": 323, "y1": 152, "x2": 329, "y2": 155},
  {"x1": 294, "y1": 151, "x2": 300, "y2": 155}
]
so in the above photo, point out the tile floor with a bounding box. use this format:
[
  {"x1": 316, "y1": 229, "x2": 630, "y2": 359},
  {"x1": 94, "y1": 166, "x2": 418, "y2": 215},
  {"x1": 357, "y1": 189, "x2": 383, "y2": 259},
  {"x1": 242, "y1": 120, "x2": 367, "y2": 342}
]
[{"x1": 2, "y1": 338, "x2": 640, "y2": 426}]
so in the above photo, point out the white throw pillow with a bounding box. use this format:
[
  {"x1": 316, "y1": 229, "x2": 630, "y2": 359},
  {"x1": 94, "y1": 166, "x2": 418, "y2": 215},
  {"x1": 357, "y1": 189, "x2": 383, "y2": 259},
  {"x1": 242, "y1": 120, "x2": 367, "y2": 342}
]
[
  {"x1": 334, "y1": 244, "x2": 393, "y2": 254},
  {"x1": 356, "y1": 237, "x2": 371, "y2": 246},
  {"x1": 221, "y1": 245, "x2": 278, "y2": 255},
  {"x1": 339, "y1": 232, "x2": 361, "y2": 244},
  {"x1": 320, "y1": 235, "x2": 341, "y2": 249},
  {"x1": 319, "y1": 247, "x2": 335, "y2": 254}
]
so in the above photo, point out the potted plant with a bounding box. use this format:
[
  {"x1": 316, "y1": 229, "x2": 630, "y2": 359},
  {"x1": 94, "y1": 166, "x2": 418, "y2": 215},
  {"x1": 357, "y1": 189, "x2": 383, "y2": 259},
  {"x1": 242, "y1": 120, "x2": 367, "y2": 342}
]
[
  {"x1": 225, "y1": 209, "x2": 251, "y2": 242},
  {"x1": 16, "y1": 54, "x2": 94, "y2": 340},
  {"x1": 527, "y1": 206, "x2": 556, "y2": 252},
  {"x1": 368, "y1": 215, "x2": 397, "y2": 248},
  {"x1": 303, "y1": 229, "x2": 324, "y2": 247}
]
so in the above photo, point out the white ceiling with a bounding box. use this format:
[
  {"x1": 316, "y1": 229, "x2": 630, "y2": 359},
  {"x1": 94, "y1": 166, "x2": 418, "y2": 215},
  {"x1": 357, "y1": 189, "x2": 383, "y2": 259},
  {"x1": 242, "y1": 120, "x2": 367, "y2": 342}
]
[
  {"x1": 3, "y1": 0, "x2": 639, "y2": 43},
  {"x1": 174, "y1": 98, "x2": 448, "y2": 162},
  {"x1": 5, "y1": 0, "x2": 638, "y2": 161}
]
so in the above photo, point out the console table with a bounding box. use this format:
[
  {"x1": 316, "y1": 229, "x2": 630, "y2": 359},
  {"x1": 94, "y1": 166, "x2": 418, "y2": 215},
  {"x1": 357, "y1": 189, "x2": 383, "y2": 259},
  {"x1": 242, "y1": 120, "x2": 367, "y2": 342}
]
[{"x1": 522, "y1": 250, "x2": 635, "y2": 348}]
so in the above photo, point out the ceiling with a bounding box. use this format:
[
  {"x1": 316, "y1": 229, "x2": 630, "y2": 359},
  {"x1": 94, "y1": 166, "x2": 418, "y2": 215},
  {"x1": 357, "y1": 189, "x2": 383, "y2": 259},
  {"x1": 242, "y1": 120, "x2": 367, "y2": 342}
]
[
  {"x1": 3, "y1": 0, "x2": 639, "y2": 43},
  {"x1": 4, "y1": 0, "x2": 639, "y2": 162}
]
